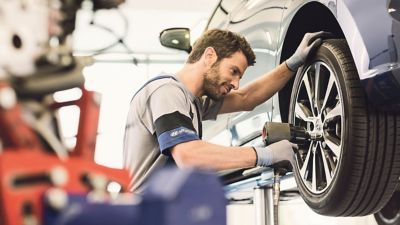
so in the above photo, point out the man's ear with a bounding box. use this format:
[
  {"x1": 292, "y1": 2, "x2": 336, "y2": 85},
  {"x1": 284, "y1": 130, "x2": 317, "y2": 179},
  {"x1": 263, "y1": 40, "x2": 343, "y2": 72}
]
[{"x1": 203, "y1": 47, "x2": 218, "y2": 67}]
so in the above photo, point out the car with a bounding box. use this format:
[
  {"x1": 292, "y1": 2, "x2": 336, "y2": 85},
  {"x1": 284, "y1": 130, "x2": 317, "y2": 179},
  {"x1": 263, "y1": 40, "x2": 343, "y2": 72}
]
[
  {"x1": 374, "y1": 190, "x2": 400, "y2": 225},
  {"x1": 159, "y1": 0, "x2": 400, "y2": 217}
]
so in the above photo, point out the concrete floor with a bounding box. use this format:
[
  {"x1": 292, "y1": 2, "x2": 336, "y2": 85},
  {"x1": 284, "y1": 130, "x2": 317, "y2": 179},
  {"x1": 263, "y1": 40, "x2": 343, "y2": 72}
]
[{"x1": 227, "y1": 194, "x2": 378, "y2": 225}]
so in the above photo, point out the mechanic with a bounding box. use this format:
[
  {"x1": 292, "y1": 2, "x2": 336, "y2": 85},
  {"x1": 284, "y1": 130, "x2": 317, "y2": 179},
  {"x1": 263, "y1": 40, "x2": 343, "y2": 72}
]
[{"x1": 123, "y1": 29, "x2": 329, "y2": 193}]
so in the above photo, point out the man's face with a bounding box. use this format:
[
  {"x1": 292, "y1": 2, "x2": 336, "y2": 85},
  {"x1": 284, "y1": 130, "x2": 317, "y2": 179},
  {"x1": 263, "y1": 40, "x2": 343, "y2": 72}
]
[{"x1": 203, "y1": 51, "x2": 248, "y2": 100}]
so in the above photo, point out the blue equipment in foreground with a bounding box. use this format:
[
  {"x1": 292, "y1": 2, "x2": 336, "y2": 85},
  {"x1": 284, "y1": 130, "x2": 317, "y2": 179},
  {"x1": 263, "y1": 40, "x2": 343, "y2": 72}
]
[{"x1": 44, "y1": 167, "x2": 227, "y2": 225}]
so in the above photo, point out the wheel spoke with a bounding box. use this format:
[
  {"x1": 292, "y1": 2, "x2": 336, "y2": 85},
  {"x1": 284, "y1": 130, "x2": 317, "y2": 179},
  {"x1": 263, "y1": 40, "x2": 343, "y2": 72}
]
[
  {"x1": 325, "y1": 102, "x2": 342, "y2": 122},
  {"x1": 324, "y1": 135, "x2": 341, "y2": 158},
  {"x1": 300, "y1": 142, "x2": 313, "y2": 179},
  {"x1": 302, "y1": 71, "x2": 316, "y2": 116},
  {"x1": 312, "y1": 144, "x2": 317, "y2": 192},
  {"x1": 321, "y1": 72, "x2": 335, "y2": 112},
  {"x1": 295, "y1": 102, "x2": 313, "y2": 122},
  {"x1": 314, "y1": 63, "x2": 322, "y2": 115},
  {"x1": 320, "y1": 142, "x2": 333, "y2": 184},
  {"x1": 323, "y1": 143, "x2": 337, "y2": 173}
]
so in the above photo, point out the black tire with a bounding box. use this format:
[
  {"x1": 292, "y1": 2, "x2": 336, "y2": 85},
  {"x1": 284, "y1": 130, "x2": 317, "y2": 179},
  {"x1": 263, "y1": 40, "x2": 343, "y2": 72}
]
[
  {"x1": 374, "y1": 191, "x2": 400, "y2": 225},
  {"x1": 288, "y1": 39, "x2": 400, "y2": 216}
]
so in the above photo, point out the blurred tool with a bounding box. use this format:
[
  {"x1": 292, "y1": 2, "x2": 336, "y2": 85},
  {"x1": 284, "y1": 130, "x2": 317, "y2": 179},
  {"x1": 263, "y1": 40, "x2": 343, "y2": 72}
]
[{"x1": 0, "y1": 0, "x2": 124, "y2": 77}]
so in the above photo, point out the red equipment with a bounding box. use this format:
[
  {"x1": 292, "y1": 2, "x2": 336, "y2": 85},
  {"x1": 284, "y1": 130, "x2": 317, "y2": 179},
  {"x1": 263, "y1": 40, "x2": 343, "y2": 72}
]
[
  {"x1": 0, "y1": 77, "x2": 131, "y2": 225},
  {"x1": 0, "y1": 1, "x2": 131, "y2": 225},
  {"x1": 0, "y1": 151, "x2": 130, "y2": 225}
]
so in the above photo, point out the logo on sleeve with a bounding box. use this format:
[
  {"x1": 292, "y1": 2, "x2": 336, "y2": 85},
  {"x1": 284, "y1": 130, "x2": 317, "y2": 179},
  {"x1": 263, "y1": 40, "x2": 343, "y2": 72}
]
[{"x1": 170, "y1": 127, "x2": 196, "y2": 137}]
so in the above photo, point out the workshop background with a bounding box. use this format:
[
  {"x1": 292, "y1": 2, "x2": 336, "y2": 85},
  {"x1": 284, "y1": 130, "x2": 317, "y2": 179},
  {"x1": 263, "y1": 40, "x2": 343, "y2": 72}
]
[
  {"x1": 71, "y1": 1, "x2": 378, "y2": 225},
  {"x1": 1, "y1": 0, "x2": 395, "y2": 224}
]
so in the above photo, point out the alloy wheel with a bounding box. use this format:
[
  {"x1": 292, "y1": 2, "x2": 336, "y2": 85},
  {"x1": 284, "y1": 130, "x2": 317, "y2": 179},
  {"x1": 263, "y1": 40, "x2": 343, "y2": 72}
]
[{"x1": 293, "y1": 61, "x2": 344, "y2": 194}]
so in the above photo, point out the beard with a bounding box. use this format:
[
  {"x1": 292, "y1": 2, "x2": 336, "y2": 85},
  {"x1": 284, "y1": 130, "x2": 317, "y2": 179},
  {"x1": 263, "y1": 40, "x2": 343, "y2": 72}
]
[{"x1": 203, "y1": 62, "x2": 224, "y2": 101}]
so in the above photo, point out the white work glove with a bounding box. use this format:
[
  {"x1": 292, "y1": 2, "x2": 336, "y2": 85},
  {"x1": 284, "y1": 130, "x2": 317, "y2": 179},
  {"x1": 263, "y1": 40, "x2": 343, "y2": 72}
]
[
  {"x1": 285, "y1": 31, "x2": 331, "y2": 71},
  {"x1": 254, "y1": 140, "x2": 298, "y2": 167}
]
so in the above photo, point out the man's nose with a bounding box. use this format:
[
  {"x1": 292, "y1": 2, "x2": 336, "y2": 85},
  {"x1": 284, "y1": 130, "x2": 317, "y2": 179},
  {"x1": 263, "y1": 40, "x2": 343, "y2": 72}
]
[{"x1": 230, "y1": 77, "x2": 240, "y2": 90}]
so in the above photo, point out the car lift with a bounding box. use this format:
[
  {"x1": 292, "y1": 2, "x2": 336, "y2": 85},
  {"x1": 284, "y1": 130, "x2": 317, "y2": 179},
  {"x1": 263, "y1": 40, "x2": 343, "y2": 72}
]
[
  {"x1": 225, "y1": 167, "x2": 296, "y2": 225},
  {"x1": 254, "y1": 183, "x2": 274, "y2": 225}
]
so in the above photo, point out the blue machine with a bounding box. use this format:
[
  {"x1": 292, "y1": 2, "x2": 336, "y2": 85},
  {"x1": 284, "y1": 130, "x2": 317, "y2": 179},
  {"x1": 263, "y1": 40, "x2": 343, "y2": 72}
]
[{"x1": 44, "y1": 167, "x2": 227, "y2": 225}]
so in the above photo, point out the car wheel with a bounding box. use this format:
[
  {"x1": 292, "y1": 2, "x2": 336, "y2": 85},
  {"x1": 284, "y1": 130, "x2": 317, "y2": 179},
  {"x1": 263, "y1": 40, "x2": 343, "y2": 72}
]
[
  {"x1": 288, "y1": 39, "x2": 400, "y2": 216},
  {"x1": 374, "y1": 191, "x2": 400, "y2": 225}
]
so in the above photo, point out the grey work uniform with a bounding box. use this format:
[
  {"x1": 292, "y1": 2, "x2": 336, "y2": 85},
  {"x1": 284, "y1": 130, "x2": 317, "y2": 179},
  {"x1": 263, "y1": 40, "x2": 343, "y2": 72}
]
[{"x1": 123, "y1": 75, "x2": 223, "y2": 193}]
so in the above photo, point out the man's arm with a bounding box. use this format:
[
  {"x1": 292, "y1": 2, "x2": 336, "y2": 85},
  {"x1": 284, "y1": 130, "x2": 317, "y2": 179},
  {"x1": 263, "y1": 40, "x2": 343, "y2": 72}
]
[
  {"x1": 171, "y1": 140, "x2": 256, "y2": 170},
  {"x1": 219, "y1": 31, "x2": 331, "y2": 114},
  {"x1": 171, "y1": 139, "x2": 297, "y2": 170},
  {"x1": 220, "y1": 62, "x2": 293, "y2": 114}
]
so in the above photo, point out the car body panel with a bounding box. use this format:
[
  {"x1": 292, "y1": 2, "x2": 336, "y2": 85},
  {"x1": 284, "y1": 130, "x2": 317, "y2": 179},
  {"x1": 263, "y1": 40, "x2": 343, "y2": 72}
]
[{"x1": 336, "y1": 0, "x2": 400, "y2": 106}]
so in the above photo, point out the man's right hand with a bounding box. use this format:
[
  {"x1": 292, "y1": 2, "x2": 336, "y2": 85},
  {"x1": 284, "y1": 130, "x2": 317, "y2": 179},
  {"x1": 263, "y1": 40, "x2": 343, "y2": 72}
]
[
  {"x1": 285, "y1": 31, "x2": 332, "y2": 72},
  {"x1": 254, "y1": 140, "x2": 298, "y2": 167}
]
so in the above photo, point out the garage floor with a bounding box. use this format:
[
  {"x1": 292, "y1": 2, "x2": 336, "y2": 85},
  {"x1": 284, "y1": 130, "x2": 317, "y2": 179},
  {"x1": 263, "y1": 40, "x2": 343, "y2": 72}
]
[{"x1": 227, "y1": 193, "x2": 378, "y2": 225}]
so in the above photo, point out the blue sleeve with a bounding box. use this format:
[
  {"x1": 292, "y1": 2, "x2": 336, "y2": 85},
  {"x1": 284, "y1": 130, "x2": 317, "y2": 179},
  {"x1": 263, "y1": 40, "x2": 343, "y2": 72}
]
[{"x1": 155, "y1": 111, "x2": 199, "y2": 156}]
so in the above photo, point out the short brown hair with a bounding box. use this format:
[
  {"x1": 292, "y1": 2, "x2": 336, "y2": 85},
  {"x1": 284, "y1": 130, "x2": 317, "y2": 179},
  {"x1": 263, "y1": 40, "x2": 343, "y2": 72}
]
[{"x1": 187, "y1": 29, "x2": 256, "y2": 66}]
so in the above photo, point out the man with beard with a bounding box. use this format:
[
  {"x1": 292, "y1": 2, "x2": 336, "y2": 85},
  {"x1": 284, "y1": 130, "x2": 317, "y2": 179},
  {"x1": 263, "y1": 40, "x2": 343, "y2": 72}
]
[{"x1": 123, "y1": 29, "x2": 328, "y2": 193}]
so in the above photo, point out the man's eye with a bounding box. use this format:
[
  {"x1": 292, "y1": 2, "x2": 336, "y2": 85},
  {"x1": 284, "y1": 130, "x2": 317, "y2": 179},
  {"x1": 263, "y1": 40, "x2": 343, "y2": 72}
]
[{"x1": 231, "y1": 69, "x2": 242, "y2": 79}]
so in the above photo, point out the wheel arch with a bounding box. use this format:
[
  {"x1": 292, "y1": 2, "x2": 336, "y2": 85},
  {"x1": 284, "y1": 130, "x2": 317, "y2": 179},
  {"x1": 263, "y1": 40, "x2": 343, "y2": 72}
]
[{"x1": 278, "y1": 2, "x2": 344, "y2": 122}]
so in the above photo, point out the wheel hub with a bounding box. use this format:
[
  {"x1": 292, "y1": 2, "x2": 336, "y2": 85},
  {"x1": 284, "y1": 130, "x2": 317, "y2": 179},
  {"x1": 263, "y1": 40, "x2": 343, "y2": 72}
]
[{"x1": 309, "y1": 117, "x2": 324, "y2": 140}]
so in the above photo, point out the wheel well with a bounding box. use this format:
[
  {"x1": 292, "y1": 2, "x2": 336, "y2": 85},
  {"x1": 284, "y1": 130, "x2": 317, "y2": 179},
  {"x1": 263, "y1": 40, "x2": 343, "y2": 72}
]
[{"x1": 278, "y1": 2, "x2": 344, "y2": 122}]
